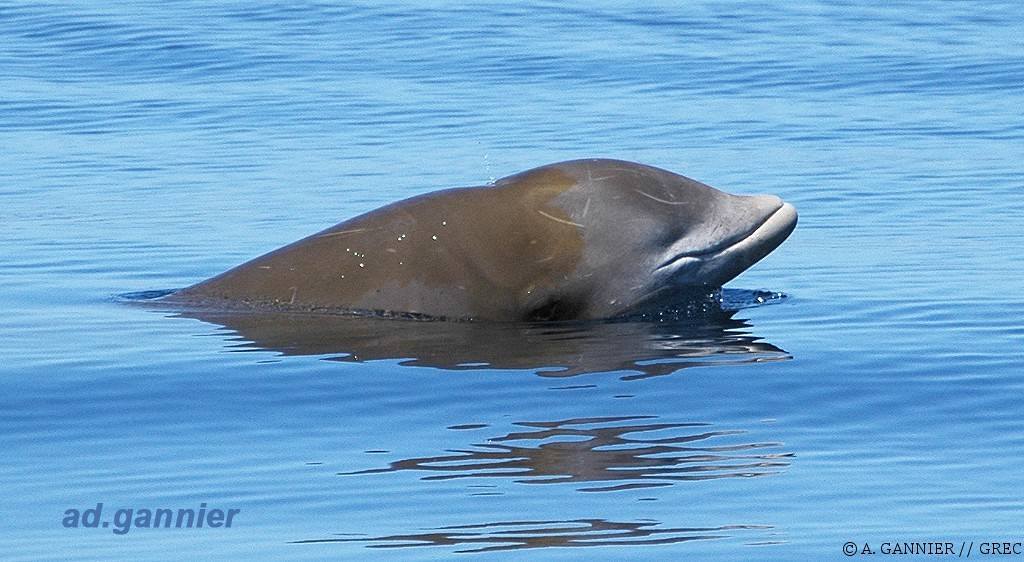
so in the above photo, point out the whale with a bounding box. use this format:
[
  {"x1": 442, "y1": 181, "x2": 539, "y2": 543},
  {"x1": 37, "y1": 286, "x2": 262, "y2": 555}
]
[{"x1": 172, "y1": 159, "x2": 797, "y2": 321}]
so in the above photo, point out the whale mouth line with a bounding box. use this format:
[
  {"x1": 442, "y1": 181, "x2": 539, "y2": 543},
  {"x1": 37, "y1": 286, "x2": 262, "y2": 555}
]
[{"x1": 654, "y1": 202, "x2": 795, "y2": 272}]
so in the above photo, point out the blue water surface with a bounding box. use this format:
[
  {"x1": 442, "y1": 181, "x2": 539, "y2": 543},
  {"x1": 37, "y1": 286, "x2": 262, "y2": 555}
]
[{"x1": 3, "y1": 2, "x2": 1023, "y2": 560}]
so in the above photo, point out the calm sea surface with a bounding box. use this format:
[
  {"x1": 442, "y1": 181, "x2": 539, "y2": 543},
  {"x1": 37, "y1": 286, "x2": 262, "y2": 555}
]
[{"x1": 3, "y1": 2, "x2": 1023, "y2": 560}]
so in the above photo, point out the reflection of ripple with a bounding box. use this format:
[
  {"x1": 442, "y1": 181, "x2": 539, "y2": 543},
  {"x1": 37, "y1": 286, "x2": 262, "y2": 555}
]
[
  {"x1": 293, "y1": 519, "x2": 772, "y2": 553},
  {"x1": 343, "y1": 416, "x2": 791, "y2": 492}
]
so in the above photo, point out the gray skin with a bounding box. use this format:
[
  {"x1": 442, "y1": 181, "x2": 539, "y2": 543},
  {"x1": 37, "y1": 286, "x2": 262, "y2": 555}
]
[{"x1": 173, "y1": 159, "x2": 797, "y2": 321}]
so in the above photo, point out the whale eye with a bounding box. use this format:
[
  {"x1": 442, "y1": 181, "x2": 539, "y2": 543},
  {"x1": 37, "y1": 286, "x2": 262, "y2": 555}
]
[{"x1": 525, "y1": 295, "x2": 586, "y2": 322}]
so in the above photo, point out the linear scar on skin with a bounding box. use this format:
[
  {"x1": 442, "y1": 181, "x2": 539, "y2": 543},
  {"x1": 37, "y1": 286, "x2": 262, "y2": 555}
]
[
  {"x1": 633, "y1": 189, "x2": 691, "y2": 205},
  {"x1": 316, "y1": 228, "x2": 378, "y2": 239},
  {"x1": 536, "y1": 209, "x2": 585, "y2": 229},
  {"x1": 584, "y1": 162, "x2": 625, "y2": 184}
]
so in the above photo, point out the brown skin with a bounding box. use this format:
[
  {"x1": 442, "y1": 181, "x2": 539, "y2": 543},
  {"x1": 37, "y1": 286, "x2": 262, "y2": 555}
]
[
  {"x1": 174, "y1": 159, "x2": 796, "y2": 321},
  {"x1": 175, "y1": 166, "x2": 585, "y2": 320}
]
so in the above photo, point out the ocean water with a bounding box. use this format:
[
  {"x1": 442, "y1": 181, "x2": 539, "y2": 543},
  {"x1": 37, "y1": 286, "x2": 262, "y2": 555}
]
[{"x1": 3, "y1": 2, "x2": 1023, "y2": 560}]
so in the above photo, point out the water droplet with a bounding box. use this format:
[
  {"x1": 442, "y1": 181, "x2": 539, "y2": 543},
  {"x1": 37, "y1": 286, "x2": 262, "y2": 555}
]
[{"x1": 432, "y1": 235, "x2": 438, "y2": 240}]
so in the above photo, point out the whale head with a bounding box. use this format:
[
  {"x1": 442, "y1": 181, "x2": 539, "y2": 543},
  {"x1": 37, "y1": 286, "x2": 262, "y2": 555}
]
[{"x1": 525, "y1": 159, "x2": 798, "y2": 319}]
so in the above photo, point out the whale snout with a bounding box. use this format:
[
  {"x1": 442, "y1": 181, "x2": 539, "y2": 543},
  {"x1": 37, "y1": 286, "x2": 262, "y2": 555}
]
[
  {"x1": 700, "y1": 195, "x2": 797, "y2": 285},
  {"x1": 748, "y1": 196, "x2": 797, "y2": 245},
  {"x1": 655, "y1": 191, "x2": 797, "y2": 288},
  {"x1": 748, "y1": 193, "x2": 786, "y2": 218},
  {"x1": 724, "y1": 193, "x2": 797, "y2": 253}
]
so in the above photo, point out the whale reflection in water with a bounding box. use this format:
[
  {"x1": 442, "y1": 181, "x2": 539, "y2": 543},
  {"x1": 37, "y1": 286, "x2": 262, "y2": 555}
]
[
  {"x1": 343, "y1": 415, "x2": 792, "y2": 492},
  {"x1": 167, "y1": 289, "x2": 790, "y2": 379},
  {"x1": 293, "y1": 519, "x2": 774, "y2": 553},
  {"x1": 300, "y1": 415, "x2": 790, "y2": 552}
]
